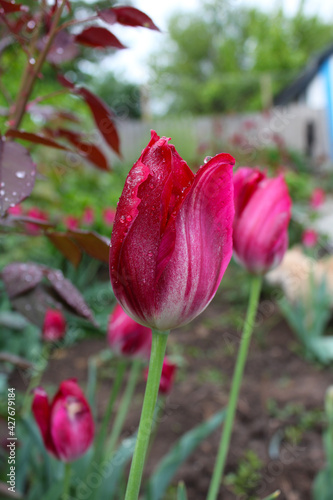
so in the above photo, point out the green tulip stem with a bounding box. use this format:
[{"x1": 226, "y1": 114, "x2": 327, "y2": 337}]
[
  {"x1": 63, "y1": 462, "x2": 71, "y2": 499},
  {"x1": 106, "y1": 359, "x2": 142, "y2": 458},
  {"x1": 207, "y1": 274, "x2": 262, "y2": 500},
  {"x1": 21, "y1": 343, "x2": 51, "y2": 415},
  {"x1": 124, "y1": 329, "x2": 169, "y2": 500},
  {"x1": 94, "y1": 359, "x2": 127, "y2": 463}
]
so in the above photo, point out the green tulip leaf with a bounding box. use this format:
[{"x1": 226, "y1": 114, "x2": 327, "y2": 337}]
[{"x1": 145, "y1": 409, "x2": 226, "y2": 500}]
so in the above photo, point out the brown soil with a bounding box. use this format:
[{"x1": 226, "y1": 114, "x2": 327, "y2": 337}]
[{"x1": 12, "y1": 291, "x2": 331, "y2": 500}]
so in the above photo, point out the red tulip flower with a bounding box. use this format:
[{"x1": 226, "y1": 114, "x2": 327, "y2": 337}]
[
  {"x1": 32, "y1": 379, "x2": 94, "y2": 462},
  {"x1": 103, "y1": 207, "x2": 116, "y2": 226},
  {"x1": 42, "y1": 309, "x2": 66, "y2": 342},
  {"x1": 7, "y1": 204, "x2": 22, "y2": 216},
  {"x1": 145, "y1": 357, "x2": 177, "y2": 395},
  {"x1": 107, "y1": 304, "x2": 151, "y2": 359},
  {"x1": 302, "y1": 228, "x2": 318, "y2": 248},
  {"x1": 82, "y1": 207, "x2": 94, "y2": 226},
  {"x1": 26, "y1": 207, "x2": 48, "y2": 235},
  {"x1": 64, "y1": 215, "x2": 79, "y2": 230},
  {"x1": 110, "y1": 131, "x2": 235, "y2": 330},
  {"x1": 233, "y1": 167, "x2": 291, "y2": 274},
  {"x1": 310, "y1": 188, "x2": 325, "y2": 209}
]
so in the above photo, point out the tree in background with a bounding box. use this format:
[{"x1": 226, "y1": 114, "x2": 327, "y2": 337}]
[{"x1": 149, "y1": 0, "x2": 333, "y2": 115}]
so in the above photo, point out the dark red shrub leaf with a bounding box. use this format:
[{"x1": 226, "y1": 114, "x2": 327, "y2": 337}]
[
  {"x1": 10, "y1": 285, "x2": 62, "y2": 328},
  {"x1": 6, "y1": 130, "x2": 69, "y2": 150},
  {"x1": 0, "y1": 0, "x2": 29, "y2": 14},
  {"x1": 78, "y1": 88, "x2": 120, "y2": 155},
  {"x1": 99, "y1": 6, "x2": 159, "y2": 31},
  {"x1": 2, "y1": 262, "x2": 43, "y2": 298},
  {"x1": 75, "y1": 26, "x2": 126, "y2": 50},
  {"x1": 59, "y1": 129, "x2": 110, "y2": 170},
  {"x1": 57, "y1": 77, "x2": 120, "y2": 155},
  {"x1": 67, "y1": 229, "x2": 110, "y2": 263},
  {"x1": 57, "y1": 73, "x2": 76, "y2": 90},
  {"x1": 47, "y1": 232, "x2": 82, "y2": 267},
  {"x1": 0, "y1": 139, "x2": 36, "y2": 216},
  {"x1": 45, "y1": 268, "x2": 95, "y2": 323}
]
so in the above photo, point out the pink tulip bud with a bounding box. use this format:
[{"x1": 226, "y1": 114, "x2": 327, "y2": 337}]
[
  {"x1": 82, "y1": 207, "x2": 94, "y2": 226},
  {"x1": 145, "y1": 357, "x2": 177, "y2": 395},
  {"x1": 107, "y1": 304, "x2": 151, "y2": 359},
  {"x1": 233, "y1": 167, "x2": 292, "y2": 274},
  {"x1": 42, "y1": 309, "x2": 66, "y2": 342},
  {"x1": 64, "y1": 215, "x2": 79, "y2": 230},
  {"x1": 110, "y1": 130, "x2": 235, "y2": 330},
  {"x1": 26, "y1": 207, "x2": 48, "y2": 235},
  {"x1": 302, "y1": 228, "x2": 318, "y2": 248},
  {"x1": 32, "y1": 379, "x2": 94, "y2": 462},
  {"x1": 310, "y1": 188, "x2": 325, "y2": 209},
  {"x1": 103, "y1": 207, "x2": 116, "y2": 226},
  {"x1": 7, "y1": 204, "x2": 23, "y2": 216}
]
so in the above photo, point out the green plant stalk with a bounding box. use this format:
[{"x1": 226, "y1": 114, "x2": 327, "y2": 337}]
[
  {"x1": 63, "y1": 462, "x2": 71, "y2": 499},
  {"x1": 94, "y1": 359, "x2": 127, "y2": 463},
  {"x1": 147, "y1": 395, "x2": 165, "y2": 457},
  {"x1": 207, "y1": 275, "x2": 262, "y2": 500},
  {"x1": 106, "y1": 359, "x2": 142, "y2": 458},
  {"x1": 21, "y1": 343, "x2": 51, "y2": 415},
  {"x1": 124, "y1": 329, "x2": 169, "y2": 500}
]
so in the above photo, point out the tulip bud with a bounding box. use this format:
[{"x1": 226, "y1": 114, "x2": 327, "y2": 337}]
[
  {"x1": 110, "y1": 130, "x2": 235, "y2": 330},
  {"x1": 103, "y1": 207, "x2": 116, "y2": 226},
  {"x1": 107, "y1": 304, "x2": 151, "y2": 359},
  {"x1": 26, "y1": 207, "x2": 48, "y2": 235},
  {"x1": 310, "y1": 188, "x2": 325, "y2": 209},
  {"x1": 82, "y1": 207, "x2": 94, "y2": 226},
  {"x1": 32, "y1": 379, "x2": 94, "y2": 462},
  {"x1": 233, "y1": 167, "x2": 292, "y2": 274},
  {"x1": 302, "y1": 229, "x2": 318, "y2": 248},
  {"x1": 42, "y1": 309, "x2": 66, "y2": 342}
]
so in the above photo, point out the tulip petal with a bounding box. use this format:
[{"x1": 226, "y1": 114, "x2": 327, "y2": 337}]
[
  {"x1": 234, "y1": 176, "x2": 291, "y2": 273},
  {"x1": 110, "y1": 131, "x2": 193, "y2": 325},
  {"x1": 50, "y1": 380, "x2": 94, "y2": 462},
  {"x1": 32, "y1": 388, "x2": 58, "y2": 456},
  {"x1": 154, "y1": 153, "x2": 235, "y2": 329}
]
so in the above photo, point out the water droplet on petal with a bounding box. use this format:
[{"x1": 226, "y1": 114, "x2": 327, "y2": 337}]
[
  {"x1": 148, "y1": 251, "x2": 153, "y2": 257},
  {"x1": 16, "y1": 171, "x2": 26, "y2": 179},
  {"x1": 120, "y1": 215, "x2": 126, "y2": 223},
  {"x1": 204, "y1": 156, "x2": 213, "y2": 164},
  {"x1": 126, "y1": 215, "x2": 132, "y2": 222},
  {"x1": 0, "y1": 189, "x2": 4, "y2": 196}
]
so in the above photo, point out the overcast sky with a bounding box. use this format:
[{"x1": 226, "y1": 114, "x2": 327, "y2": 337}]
[{"x1": 88, "y1": 0, "x2": 333, "y2": 83}]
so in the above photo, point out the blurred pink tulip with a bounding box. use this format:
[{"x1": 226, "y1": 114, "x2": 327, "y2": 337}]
[
  {"x1": 233, "y1": 167, "x2": 292, "y2": 274},
  {"x1": 7, "y1": 204, "x2": 23, "y2": 216},
  {"x1": 26, "y1": 207, "x2": 48, "y2": 235},
  {"x1": 310, "y1": 188, "x2": 325, "y2": 209},
  {"x1": 302, "y1": 228, "x2": 318, "y2": 248},
  {"x1": 103, "y1": 207, "x2": 116, "y2": 226},
  {"x1": 32, "y1": 379, "x2": 94, "y2": 462},
  {"x1": 82, "y1": 207, "x2": 94, "y2": 226},
  {"x1": 107, "y1": 304, "x2": 151, "y2": 359},
  {"x1": 64, "y1": 215, "x2": 79, "y2": 230},
  {"x1": 110, "y1": 130, "x2": 234, "y2": 330},
  {"x1": 42, "y1": 309, "x2": 66, "y2": 342}
]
